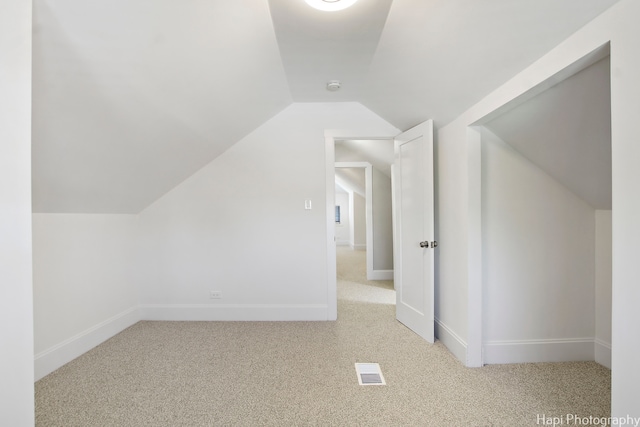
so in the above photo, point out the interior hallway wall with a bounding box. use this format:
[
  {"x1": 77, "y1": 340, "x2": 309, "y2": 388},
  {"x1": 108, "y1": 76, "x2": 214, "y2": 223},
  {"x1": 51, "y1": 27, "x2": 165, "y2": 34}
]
[
  {"x1": 0, "y1": 2, "x2": 34, "y2": 424},
  {"x1": 350, "y1": 191, "x2": 366, "y2": 250},
  {"x1": 372, "y1": 168, "x2": 393, "y2": 271}
]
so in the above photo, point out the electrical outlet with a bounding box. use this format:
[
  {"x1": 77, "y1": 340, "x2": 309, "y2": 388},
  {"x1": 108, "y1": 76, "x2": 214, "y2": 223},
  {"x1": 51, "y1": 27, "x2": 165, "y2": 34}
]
[{"x1": 209, "y1": 291, "x2": 222, "y2": 299}]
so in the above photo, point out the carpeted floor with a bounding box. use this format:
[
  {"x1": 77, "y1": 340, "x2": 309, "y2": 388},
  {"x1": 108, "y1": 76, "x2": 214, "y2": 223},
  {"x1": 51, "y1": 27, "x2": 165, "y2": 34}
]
[{"x1": 35, "y1": 247, "x2": 610, "y2": 426}]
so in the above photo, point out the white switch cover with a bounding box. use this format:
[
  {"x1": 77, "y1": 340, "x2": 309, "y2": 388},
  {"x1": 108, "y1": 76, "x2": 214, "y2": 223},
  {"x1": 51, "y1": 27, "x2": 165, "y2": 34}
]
[{"x1": 305, "y1": 199, "x2": 312, "y2": 210}]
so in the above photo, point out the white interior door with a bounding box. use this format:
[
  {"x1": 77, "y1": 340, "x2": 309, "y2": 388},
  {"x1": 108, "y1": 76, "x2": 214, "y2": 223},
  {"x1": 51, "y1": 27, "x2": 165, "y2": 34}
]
[{"x1": 393, "y1": 120, "x2": 435, "y2": 343}]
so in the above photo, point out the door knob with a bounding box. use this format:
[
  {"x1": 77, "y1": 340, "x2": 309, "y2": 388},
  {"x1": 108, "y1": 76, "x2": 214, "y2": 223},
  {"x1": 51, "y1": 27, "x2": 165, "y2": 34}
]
[{"x1": 420, "y1": 241, "x2": 438, "y2": 248}]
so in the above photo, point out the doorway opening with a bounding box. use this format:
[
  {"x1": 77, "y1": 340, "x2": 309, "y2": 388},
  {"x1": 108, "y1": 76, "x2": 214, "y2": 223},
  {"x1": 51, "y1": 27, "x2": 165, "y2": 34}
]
[
  {"x1": 323, "y1": 131, "x2": 397, "y2": 320},
  {"x1": 333, "y1": 141, "x2": 396, "y2": 312}
]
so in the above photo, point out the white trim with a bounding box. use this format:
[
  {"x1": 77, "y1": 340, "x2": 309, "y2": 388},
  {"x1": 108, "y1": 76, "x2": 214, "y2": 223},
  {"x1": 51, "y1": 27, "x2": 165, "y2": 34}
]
[
  {"x1": 483, "y1": 338, "x2": 595, "y2": 364},
  {"x1": 140, "y1": 304, "x2": 329, "y2": 321},
  {"x1": 350, "y1": 243, "x2": 366, "y2": 251},
  {"x1": 34, "y1": 307, "x2": 140, "y2": 381},
  {"x1": 466, "y1": 126, "x2": 483, "y2": 367},
  {"x1": 325, "y1": 136, "x2": 338, "y2": 320},
  {"x1": 369, "y1": 269, "x2": 394, "y2": 280},
  {"x1": 595, "y1": 338, "x2": 612, "y2": 369},
  {"x1": 435, "y1": 318, "x2": 467, "y2": 364}
]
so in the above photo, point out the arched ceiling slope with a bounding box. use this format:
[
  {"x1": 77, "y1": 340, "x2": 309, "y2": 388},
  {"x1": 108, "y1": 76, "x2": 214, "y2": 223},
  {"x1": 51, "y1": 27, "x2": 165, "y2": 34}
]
[{"x1": 32, "y1": 0, "x2": 621, "y2": 213}]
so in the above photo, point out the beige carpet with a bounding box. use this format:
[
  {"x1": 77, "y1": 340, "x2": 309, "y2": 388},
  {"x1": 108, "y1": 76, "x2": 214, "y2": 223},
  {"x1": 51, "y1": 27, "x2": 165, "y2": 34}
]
[{"x1": 35, "y1": 247, "x2": 610, "y2": 426}]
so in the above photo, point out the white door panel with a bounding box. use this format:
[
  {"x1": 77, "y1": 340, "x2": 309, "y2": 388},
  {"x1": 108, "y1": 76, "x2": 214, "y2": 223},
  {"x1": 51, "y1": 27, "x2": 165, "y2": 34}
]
[{"x1": 394, "y1": 120, "x2": 434, "y2": 343}]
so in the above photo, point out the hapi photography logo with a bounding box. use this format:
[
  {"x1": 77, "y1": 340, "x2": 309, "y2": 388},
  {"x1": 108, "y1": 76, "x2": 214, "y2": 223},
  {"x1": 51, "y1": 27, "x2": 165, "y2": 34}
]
[{"x1": 537, "y1": 414, "x2": 640, "y2": 426}]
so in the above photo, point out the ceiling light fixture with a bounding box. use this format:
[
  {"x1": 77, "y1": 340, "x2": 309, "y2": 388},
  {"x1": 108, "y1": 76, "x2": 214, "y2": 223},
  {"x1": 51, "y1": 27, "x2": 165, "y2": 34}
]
[{"x1": 305, "y1": 0, "x2": 359, "y2": 12}]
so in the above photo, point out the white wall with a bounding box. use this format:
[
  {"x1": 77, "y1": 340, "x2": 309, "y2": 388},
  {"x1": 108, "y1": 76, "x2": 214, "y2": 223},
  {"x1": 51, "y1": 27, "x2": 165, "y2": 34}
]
[
  {"x1": 595, "y1": 210, "x2": 612, "y2": 368},
  {"x1": 137, "y1": 102, "x2": 396, "y2": 320},
  {"x1": 481, "y1": 129, "x2": 595, "y2": 363},
  {"x1": 350, "y1": 192, "x2": 366, "y2": 250},
  {"x1": 335, "y1": 192, "x2": 350, "y2": 246},
  {"x1": 32, "y1": 214, "x2": 140, "y2": 380},
  {"x1": 372, "y1": 168, "x2": 393, "y2": 271},
  {"x1": 434, "y1": 123, "x2": 471, "y2": 359},
  {"x1": 436, "y1": 0, "x2": 640, "y2": 414},
  {"x1": 0, "y1": 2, "x2": 34, "y2": 424}
]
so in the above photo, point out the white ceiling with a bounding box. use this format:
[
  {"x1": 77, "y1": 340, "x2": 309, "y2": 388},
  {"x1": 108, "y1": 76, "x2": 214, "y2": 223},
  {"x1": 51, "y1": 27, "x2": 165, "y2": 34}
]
[
  {"x1": 485, "y1": 57, "x2": 611, "y2": 209},
  {"x1": 269, "y1": 0, "x2": 393, "y2": 102},
  {"x1": 32, "y1": 0, "x2": 621, "y2": 213}
]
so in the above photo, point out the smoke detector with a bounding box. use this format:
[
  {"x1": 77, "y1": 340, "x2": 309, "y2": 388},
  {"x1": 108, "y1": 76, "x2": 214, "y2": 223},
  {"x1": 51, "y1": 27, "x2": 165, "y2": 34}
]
[{"x1": 326, "y1": 80, "x2": 341, "y2": 92}]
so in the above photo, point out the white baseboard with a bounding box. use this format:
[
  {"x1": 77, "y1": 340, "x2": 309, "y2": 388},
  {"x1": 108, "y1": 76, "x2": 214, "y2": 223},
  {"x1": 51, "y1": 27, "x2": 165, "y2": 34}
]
[
  {"x1": 336, "y1": 241, "x2": 350, "y2": 246},
  {"x1": 595, "y1": 339, "x2": 612, "y2": 369},
  {"x1": 367, "y1": 269, "x2": 393, "y2": 281},
  {"x1": 34, "y1": 306, "x2": 140, "y2": 381},
  {"x1": 140, "y1": 304, "x2": 329, "y2": 321},
  {"x1": 483, "y1": 338, "x2": 595, "y2": 364},
  {"x1": 435, "y1": 318, "x2": 467, "y2": 365},
  {"x1": 350, "y1": 243, "x2": 366, "y2": 251}
]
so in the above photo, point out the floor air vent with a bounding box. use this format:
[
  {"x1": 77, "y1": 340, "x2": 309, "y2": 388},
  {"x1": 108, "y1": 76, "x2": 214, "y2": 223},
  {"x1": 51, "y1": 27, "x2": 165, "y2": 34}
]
[{"x1": 355, "y1": 363, "x2": 386, "y2": 386}]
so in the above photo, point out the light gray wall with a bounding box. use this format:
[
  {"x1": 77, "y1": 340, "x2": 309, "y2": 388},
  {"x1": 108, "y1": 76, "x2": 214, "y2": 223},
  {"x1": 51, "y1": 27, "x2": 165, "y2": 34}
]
[
  {"x1": 0, "y1": 2, "x2": 34, "y2": 424},
  {"x1": 372, "y1": 167, "x2": 393, "y2": 270},
  {"x1": 32, "y1": 214, "x2": 140, "y2": 379},
  {"x1": 481, "y1": 129, "x2": 595, "y2": 363},
  {"x1": 350, "y1": 192, "x2": 366, "y2": 250}
]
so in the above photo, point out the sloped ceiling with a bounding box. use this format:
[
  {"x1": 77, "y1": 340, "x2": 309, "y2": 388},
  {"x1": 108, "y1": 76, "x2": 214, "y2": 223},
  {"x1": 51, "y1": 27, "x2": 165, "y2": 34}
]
[
  {"x1": 485, "y1": 57, "x2": 611, "y2": 209},
  {"x1": 32, "y1": 0, "x2": 292, "y2": 213},
  {"x1": 335, "y1": 167, "x2": 366, "y2": 198},
  {"x1": 335, "y1": 140, "x2": 394, "y2": 177},
  {"x1": 32, "y1": 0, "x2": 621, "y2": 213},
  {"x1": 360, "y1": 0, "x2": 620, "y2": 130}
]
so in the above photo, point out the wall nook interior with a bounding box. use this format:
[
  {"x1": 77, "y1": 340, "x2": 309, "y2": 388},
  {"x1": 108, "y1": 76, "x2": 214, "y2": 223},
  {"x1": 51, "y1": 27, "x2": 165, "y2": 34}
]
[{"x1": 478, "y1": 56, "x2": 612, "y2": 366}]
